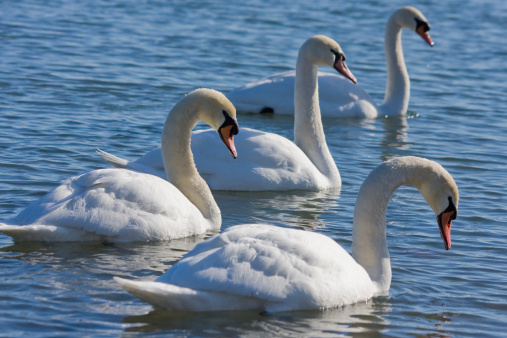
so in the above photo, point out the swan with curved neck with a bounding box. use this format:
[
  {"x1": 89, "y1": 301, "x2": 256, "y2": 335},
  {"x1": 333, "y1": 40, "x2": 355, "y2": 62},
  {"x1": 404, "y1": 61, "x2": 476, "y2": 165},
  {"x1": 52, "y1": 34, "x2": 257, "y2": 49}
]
[
  {"x1": 98, "y1": 35, "x2": 356, "y2": 191},
  {"x1": 226, "y1": 6, "x2": 433, "y2": 118},
  {"x1": 379, "y1": 6, "x2": 433, "y2": 116},
  {"x1": 116, "y1": 156, "x2": 459, "y2": 312},
  {"x1": 0, "y1": 89, "x2": 239, "y2": 242}
]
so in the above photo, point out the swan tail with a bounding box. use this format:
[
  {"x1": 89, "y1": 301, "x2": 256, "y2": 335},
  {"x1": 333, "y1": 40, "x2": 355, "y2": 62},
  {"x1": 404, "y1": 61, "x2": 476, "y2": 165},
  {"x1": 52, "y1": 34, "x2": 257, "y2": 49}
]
[
  {"x1": 0, "y1": 223, "x2": 101, "y2": 242},
  {"x1": 0, "y1": 223, "x2": 59, "y2": 241},
  {"x1": 96, "y1": 149, "x2": 129, "y2": 169},
  {"x1": 114, "y1": 277, "x2": 265, "y2": 311}
]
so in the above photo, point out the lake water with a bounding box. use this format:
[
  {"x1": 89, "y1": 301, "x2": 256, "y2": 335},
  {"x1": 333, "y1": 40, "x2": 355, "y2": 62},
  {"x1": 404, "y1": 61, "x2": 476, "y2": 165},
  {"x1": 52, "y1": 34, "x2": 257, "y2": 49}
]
[{"x1": 1, "y1": 0, "x2": 506, "y2": 336}]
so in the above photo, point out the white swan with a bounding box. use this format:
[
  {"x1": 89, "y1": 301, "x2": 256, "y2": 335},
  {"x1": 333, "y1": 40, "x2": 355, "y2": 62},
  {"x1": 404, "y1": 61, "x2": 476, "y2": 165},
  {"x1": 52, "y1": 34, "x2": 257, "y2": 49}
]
[
  {"x1": 227, "y1": 7, "x2": 433, "y2": 118},
  {"x1": 115, "y1": 156, "x2": 459, "y2": 312},
  {"x1": 98, "y1": 35, "x2": 357, "y2": 191},
  {"x1": 0, "y1": 89, "x2": 239, "y2": 242}
]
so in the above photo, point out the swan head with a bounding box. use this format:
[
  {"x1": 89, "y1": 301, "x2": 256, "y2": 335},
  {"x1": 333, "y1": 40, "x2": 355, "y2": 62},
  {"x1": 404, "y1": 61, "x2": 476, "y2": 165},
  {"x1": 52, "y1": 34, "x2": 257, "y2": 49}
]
[
  {"x1": 300, "y1": 35, "x2": 357, "y2": 84},
  {"x1": 394, "y1": 7, "x2": 434, "y2": 46},
  {"x1": 416, "y1": 159, "x2": 459, "y2": 250},
  {"x1": 188, "y1": 88, "x2": 239, "y2": 159}
]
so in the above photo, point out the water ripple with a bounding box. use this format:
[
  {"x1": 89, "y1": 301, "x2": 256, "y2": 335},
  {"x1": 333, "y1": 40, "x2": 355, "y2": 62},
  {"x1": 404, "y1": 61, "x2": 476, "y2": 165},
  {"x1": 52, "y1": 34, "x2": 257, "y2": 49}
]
[{"x1": 0, "y1": 0, "x2": 506, "y2": 336}]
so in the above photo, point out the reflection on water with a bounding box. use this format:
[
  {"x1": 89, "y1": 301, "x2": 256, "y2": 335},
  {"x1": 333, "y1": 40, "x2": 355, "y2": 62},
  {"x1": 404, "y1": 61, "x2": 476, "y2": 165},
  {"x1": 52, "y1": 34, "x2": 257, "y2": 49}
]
[
  {"x1": 0, "y1": 237, "x2": 206, "y2": 278},
  {"x1": 215, "y1": 188, "x2": 341, "y2": 231},
  {"x1": 380, "y1": 115, "x2": 410, "y2": 161},
  {"x1": 123, "y1": 297, "x2": 392, "y2": 336}
]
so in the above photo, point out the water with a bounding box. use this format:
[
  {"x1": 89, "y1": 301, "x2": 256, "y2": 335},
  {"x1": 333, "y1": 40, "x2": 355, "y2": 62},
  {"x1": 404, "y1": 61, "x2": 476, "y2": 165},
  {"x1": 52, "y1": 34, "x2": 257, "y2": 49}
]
[{"x1": 1, "y1": 0, "x2": 506, "y2": 336}]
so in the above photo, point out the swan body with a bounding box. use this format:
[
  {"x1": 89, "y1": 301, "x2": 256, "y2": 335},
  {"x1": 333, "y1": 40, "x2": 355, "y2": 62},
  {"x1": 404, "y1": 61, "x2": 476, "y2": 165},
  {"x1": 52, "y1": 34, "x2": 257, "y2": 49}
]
[
  {"x1": 101, "y1": 127, "x2": 334, "y2": 191},
  {"x1": 0, "y1": 169, "x2": 212, "y2": 242},
  {"x1": 227, "y1": 7, "x2": 434, "y2": 118},
  {"x1": 0, "y1": 89, "x2": 239, "y2": 242},
  {"x1": 228, "y1": 70, "x2": 378, "y2": 118},
  {"x1": 99, "y1": 35, "x2": 357, "y2": 191},
  {"x1": 116, "y1": 156, "x2": 459, "y2": 312}
]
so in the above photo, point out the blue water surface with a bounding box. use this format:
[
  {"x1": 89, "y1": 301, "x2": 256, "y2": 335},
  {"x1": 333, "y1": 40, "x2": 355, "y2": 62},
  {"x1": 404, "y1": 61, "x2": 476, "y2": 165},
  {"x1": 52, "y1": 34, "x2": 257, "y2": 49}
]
[{"x1": 1, "y1": 0, "x2": 506, "y2": 336}]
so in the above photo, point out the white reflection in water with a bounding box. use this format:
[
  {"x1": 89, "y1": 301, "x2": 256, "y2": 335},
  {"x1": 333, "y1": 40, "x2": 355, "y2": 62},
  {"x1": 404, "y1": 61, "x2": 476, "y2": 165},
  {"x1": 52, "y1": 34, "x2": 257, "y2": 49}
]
[
  {"x1": 381, "y1": 115, "x2": 410, "y2": 154},
  {"x1": 214, "y1": 188, "x2": 342, "y2": 231},
  {"x1": 122, "y1": 298, "x2": 393, "y2": 336}
]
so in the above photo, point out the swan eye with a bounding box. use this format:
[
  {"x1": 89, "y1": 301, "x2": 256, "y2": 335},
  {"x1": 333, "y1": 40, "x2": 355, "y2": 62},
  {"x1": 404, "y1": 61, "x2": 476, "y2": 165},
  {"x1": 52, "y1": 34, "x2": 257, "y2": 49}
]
[
  {"x1": 330, "y1": 49, "x2": 345, "y2": 62},
  {"x1": 414, "y1": 17, "x2": 430, "y2": 32},
  {"x1": 444, "y1": 196, "x2": 457, "y2": 220},
  {"x1": 221, "y1": 110, "x2": 239, "y2": 135}
]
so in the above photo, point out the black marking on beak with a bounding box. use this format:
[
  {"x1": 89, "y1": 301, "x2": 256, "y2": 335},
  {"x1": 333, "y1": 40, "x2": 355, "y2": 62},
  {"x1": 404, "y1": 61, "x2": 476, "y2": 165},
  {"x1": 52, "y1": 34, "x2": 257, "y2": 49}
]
[
  {"x1": 437, "y1": 197, "x2": 457, "y2": 250},
  {"x1": 330, "y1": 49, "x2": 345, "y2": 62},
  {"x1": 415, "y1": 17, "x2": 430, "y2": 32},
  {"x1": 218, "y1": 110, "x2": 239, "y2": 159},
  {"x1": 444, "y1": 196, "x2": 457, "y2": 219},
  {"x1": 219, "y1": 110, "x2": 239, "y2": 136},
  {"x1": 330, "y1": 49, "x2": 357, "y2": 84}
]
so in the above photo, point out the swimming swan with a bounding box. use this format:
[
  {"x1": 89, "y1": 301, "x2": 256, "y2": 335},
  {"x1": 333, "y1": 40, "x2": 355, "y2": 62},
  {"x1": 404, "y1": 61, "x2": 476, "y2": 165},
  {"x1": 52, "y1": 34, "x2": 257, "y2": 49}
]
[
  {"x1": 115, "y1": 156, "x2": 458, "y2": 312},
  {"x1": 227, "y1": 7, "x2": 433, "y2": 118},
  {"x1": 0, "y1": 89, "x2": 239, "y2": 242},
  {"x1": 98, "y1": 35, "x2": 356, "y2": 191}
]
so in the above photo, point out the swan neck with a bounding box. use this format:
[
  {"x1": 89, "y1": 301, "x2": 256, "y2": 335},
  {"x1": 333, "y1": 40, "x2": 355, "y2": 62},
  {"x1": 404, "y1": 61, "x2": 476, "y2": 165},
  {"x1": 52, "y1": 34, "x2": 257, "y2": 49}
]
[
  {"x1": 381, "y1": 16, "x2": 410, "y2": 116},
  {"x1": 293, "y1": 52, "x2": 340, "y2": 184},
  {"x1": 161, "y1": 101, "x2": 221, "y2": 228},
  {"x1": 351, "y1": 160, "x2": 429, "y2": 291}
]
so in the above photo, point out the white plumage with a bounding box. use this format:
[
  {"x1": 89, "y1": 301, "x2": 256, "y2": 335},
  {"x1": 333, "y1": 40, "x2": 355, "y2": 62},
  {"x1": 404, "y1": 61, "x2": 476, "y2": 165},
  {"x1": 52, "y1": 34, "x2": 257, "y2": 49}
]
[
  {"x1": 99, "y1": 35, "x2": 358, "y2": 191},
  {"x1": 0, "y1": 88, "x2": 239, "y2": 242},
  {"x1": 109, "y1": 127, "x2": 334, "y2": 191},
  {"x1": 1, "y1": 169, "x2": 208, "y2": 242},
  {"x1": 116, "y1": 157, "x2": 459, "y2": 312},
  {"x1": 116, "y1": 224, "x2": 375, "y2": 312},
  {"x1": 227, "y1": 7, "x2": 434, "y2": 118}
]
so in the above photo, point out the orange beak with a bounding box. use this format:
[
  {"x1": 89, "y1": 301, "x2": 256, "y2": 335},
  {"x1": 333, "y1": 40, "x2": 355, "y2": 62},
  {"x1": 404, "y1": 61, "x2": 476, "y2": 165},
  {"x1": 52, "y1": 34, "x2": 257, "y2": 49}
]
[
  {"x1": 219, "y1": 124, "x2": 237, "y2": 159},
  {"x1": 416, "y1": 25, "x2": 434, "y2": 46},
  {"x1": 334, "y1": 54, "x2": 357, "y2": 84},
  {"x1": 437, "y1": 210, "x2": 454, "y2": 250}
]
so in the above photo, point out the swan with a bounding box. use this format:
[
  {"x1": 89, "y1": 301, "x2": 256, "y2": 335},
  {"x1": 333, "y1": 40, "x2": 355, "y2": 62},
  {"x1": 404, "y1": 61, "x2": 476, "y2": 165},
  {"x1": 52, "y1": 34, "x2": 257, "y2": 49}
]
[
  {"x1": 0, "y1": 89, "x2": 239, "y2": 242},
  {"x1": 226, "y1": 7, "x2": 433, "y2": 118},
  {"x1": 115, "y1": 156, "x2": 459, "y2": 312},
  {"x1": 98, "y1": 35, "x2": 357, "y2": 191}
]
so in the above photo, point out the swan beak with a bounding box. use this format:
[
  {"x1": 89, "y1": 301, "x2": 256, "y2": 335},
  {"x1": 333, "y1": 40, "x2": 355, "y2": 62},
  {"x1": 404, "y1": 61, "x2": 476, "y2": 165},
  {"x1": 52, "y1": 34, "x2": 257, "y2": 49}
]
[
  {"x1": 334, "y1": 55, "x2": 357, "y2": 84},
  {"x1": 437, "y1": 210, "x2": 454, "y2": 250},
  {"x1": 218, "y1": 124, "x2": 238, "y2": 159},
  {"x1": 416, "y1": 25, "x2": 434, "y2": 46}
]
